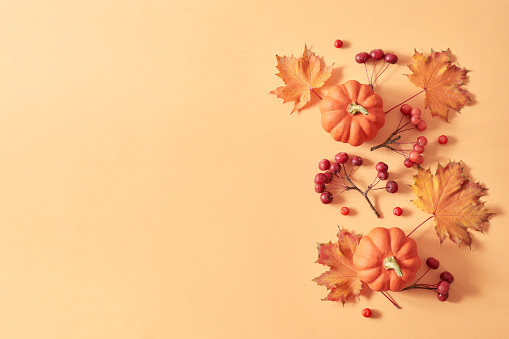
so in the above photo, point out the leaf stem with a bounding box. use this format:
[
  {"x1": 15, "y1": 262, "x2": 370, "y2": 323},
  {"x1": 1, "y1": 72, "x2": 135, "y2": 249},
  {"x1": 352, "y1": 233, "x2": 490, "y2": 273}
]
[
  {"x1": 310, "y1": 88, "x2": 322, "y2": 100},
  {"x1": 380, "y1": 291, "x2": 401, "y2": 309},
  {"x1": 406, "y1": 215, "x2": 434, "y2": 237},
  {"x1": 384, "y1": 90, "x2": 425, "y2": 114}
]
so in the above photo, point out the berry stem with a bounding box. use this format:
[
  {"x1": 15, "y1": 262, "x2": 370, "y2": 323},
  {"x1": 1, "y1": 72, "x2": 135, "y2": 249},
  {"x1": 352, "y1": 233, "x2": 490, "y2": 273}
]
[
  {"x1": 413, "y1": 267, "x2": 430, "y2": 285},
  {"x1": 384, "y1": 90, "x2": 425, "y2": 114},
  {"x1": 380, "y1": 291, "x2": 401, "y2": 309},
  {"x1": 342, "y1": 164, "x2": 381, "y2": 218},
  {"x1": 406, "y1": 215, "x2": 434, "y2": 237},
  {"x1": 373, "y1": 63, "x2": 390, "y2": 83}
]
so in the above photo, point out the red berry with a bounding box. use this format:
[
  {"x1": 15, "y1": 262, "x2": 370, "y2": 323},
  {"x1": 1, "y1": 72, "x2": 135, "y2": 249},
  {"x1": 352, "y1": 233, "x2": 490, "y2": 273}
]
[
  {"x1": 393, "y1": 207, "x2": 403, "y2": 216},
  {"x1": 369, "y1": 49, "x2": 384, "y2": 60},
  {"x1": 417, "y1": 136, "x2": 428, "y2": 146},
  {"x1": 362, "y1": 308, "x2": 372, "y2": 318},
  {"x1": 400, "y1": 104, "x2": 412, "y2": 115},
  {"x1": 351, "y1": 156, "x2": 363, "y2": 166},
  {"x1": 377, "y1": 171, "x2": 389, "y2": 180},
  {"x1": 437, "y1": 293, "x2": 449, "y2": 302},
  {"x1": 324, "y1": 171, "x2": 333, "y2": 183},
  {"x1": 416, "y1": 120, "x2": 427, "y2": 131},
  {"x1": 318, "y1": 159, "x2": 331, "y2": 171},
  {"x1": 413, "y1": 144, "x2": 425, "y2": 153},
  {"x1": 334, "y1": 39, "x2": 343, "y2": 48},
  {"x1": 315, "y1": 184, "x2": 325, "y2": 193},
  {"x1": 314, "y1": 173, "x2": 327, "y2": 185},
  {"x1": 384, "y1": 53, "x2": 398, "y2": 64},
  {"x1": 340, "y1": 207, "x2": 350, "y2": 215},
  {"x1": 355, "y1": 52, "x2": 370, "y2": 64},
  {"x1": 404, "y1": 158, "x2": 414, "y2": 168},
  {"x1": 437, "y1": 280, "x2": 450, "y2": 294},
  {"x1": 375, "y1": 162, "x2": 388, "y2": 172},
  {"x1": 410, "y1": 107, "x2": 421, "y2": 116},
  {"x1": 438, "y1": 135, "x2": 448, "y2": 144},
  {"x1": 409, "y1": 151, "x2": 421, "y2": 163},
  {"x1": 386, "y1": 181, "x2": 398, "y2": 193},
  {"x1": 410, "y1": 115, "x2": 421, "y2": 125},
  {"x1": 426, "y1": 257, "x2": 440, "y2": 269},
  {"x1": 440, "y1": 271, "x2": 454, "y2": 284},
  {"x1": 335, "y1": 152, "x2": 349, "y2": 164},
  {"x1": 414, "y1": 154, "x2": 424, "y2": 165},
  {"x1": 329, "y1": 162, "x2": 340, "y2": 174},
  {"x1": 320, "y1": 191, "x2": 333, "y2": 204}
]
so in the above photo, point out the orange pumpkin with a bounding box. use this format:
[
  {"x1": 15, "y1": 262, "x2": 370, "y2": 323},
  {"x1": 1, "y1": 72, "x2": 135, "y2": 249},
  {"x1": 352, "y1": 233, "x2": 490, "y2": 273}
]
[
  {"x1": 353, "y1": 227, "x2": 421, "y2": 292},
  {"x1": 319, "y1": 80, "x2": 385, "y2": 146}
]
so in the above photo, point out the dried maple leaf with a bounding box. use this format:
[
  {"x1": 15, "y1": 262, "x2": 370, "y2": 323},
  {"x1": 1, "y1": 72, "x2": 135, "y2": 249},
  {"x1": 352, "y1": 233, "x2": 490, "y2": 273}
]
[
  {"x1": 270, "y1": 45, "x2": 333, "y2": 113},
  {"x1": 411, "y1": 162, "x2": 492, "y2": 246},
  {"x1": 313, "y1": 228, "x2": 362, "y2": 303},
  {"x1": 406, "y1": 49, "x2": 470, "y2": 121}
]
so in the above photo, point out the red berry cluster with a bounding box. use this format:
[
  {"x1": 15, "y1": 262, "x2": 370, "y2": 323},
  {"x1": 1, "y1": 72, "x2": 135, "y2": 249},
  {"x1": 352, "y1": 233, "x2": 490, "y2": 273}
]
[
  {"x1": 355, "y1": 49, "x2": 398, "y2": 89},
  {"x1": 313, "y1": 153, "x2": 398, "y2": 217},
  {"x1": 402, "y1": 257, "x2": 455, "y2": 302},
  {"x1": 400, "y1": 104, "x2": 427, "y2": 132}
]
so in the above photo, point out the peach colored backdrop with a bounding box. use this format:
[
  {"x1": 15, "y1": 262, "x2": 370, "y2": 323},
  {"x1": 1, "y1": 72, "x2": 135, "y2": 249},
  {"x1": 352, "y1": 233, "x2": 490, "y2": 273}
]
[{"x1": 0, "y1": 0, "x2": 508, "y2": 338}]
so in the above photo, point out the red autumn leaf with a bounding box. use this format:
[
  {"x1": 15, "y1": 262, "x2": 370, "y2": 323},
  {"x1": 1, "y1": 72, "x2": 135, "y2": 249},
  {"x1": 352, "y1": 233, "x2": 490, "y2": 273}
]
[
  {"x1": 270, "y1": 45, "x2": 333, "y2": 113},
  {"x1": 411, "y1": 162, "x2": 493, "y2": 246},
  {"x1": 406, "y1": 49, "x2": 471, "y2": 121},
  {"x1": 313, "y1": 228, "x2": 362, "y2": 303}
]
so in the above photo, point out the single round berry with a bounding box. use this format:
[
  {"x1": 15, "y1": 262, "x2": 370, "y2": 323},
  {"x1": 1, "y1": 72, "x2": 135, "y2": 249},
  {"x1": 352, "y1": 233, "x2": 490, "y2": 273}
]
[
  {"x1": 437, "y1": 280, "x2": 450, "y2": 294},
  {"x1": 334, "y1": 39, "x2": 343, "y2": 48},
  {"x1": 416, "y1": 120, "x2": 427, "y2": 131},
  {"x1": 384, "y1": 53, "x2": 398, "y2": 64},
  {"x1": 335, "y1": 152, "x2": 349, "y2": 164},
  {"x1": 426, "y1": 257, "x2": 440, "y2": 269},
  {"x1": 340, "y1": 207, "x2": 350, "y2": 215},
  {"x1": 386, "y1": 181, "x2": 398, "y2": 193},
  {"x1": 361, "y1": 308, "x2": 372, "y2": 318},
  {"x1": 414, "y1": 154, "x2": 424, "y2": 165},
  {"x1": 330, "y1": 162, "x2": 340, "y2": 174},
  {"x1": 369, "y1": 49, "x2": 384, "y2": 60},
  {"x1": 400, "y1": 104, "x2": 412, "y2": 115},
  {"x1": 409, "y1": 151, "x2": 421, "y2": 163},
  {"x1": 318, "y1": 159, "x2": 331, "y2": 171},
  {"x1": 377, "y1": 171, "x2": 389, "y2": 180},
  {"x1": 438, "y1": 135, "x2": 448, "y2": 144},
  {"x1": 315, "y1": 184, "x2": 325, "y2": 193},
  {"x1": 413, "y1": 144, "x2": 425, "y2": 153},
  {"x1": 440, "y1": 271, "x2": 454, "y2": 284},
  {"x1": 351, "y1": 156, "x2": 363, "y2": 166},
  {"x1": 314, "y1": 173, "x2": 327, "y2": 185},
  {"x1": 410, "y1": 107, "x2": 421, "y2": 116},
  {"x1": 393, "y1": 207, "x2": 403, "y2": 216},
  {"x1": 410, "y1": 115, "x2": 421, "y2": 125},
  {"x1": 437, "y1": 293, "x2": 449, "y2": 302},
  {"x1": 404, "y1": 158, "x2": 414, "y2": 168},
  {"x1": 320, "y1": 191, "x2": 333, "y2": 204},
  {"x1": 324, "y1": 171, "x2": 333, "y2": 184},
  {"x1": 355, "y1": 52, "x2": 370, "y2": 64},
  {"x1": 417, "y1": 136, "x2": 428, "y2": 147},
  {"x1": 375, "y1": 161, "x2": 388, "y2": 172}
]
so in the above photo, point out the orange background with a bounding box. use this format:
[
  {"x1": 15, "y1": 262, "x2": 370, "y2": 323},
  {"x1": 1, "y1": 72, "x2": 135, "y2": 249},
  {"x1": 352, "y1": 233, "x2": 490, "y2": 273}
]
[{"x1": 0, "y1": 0, "x2": 508, "y2": 338}]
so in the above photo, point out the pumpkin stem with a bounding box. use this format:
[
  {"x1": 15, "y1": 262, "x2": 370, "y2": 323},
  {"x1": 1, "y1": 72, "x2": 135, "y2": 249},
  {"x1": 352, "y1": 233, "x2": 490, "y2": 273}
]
[
  {"x1": 348, "y1": 103, "x2": 369, "y2": 116},
  {"x1": 384, "y1": 256, "x2": 403, "y2": 277}
]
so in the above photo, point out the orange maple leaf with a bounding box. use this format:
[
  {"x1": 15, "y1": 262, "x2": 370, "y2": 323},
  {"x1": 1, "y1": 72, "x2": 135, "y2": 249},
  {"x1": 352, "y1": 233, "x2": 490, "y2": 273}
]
[
  {"x1": 411, "y1": 162, "x2": 492, "y2": 246},
  {"x1": 406, "y1": 49, "x2": 470, "y2": 121},
  {"x1": 270, "y1": 45, "x2": 333, "y2": 113},
  {"x1": 313, "y1": 228, "x2": 362, "y2": 303}
]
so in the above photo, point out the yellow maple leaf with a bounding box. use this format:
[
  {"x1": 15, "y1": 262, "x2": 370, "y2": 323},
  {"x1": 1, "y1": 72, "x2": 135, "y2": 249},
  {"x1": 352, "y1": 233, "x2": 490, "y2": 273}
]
[
  {"x1": 407, "y1": 49, "x2": 470, "y2": 121},
  {"x1": 411, "y1": 162, "x2": 492, "y2": 246},
  {"x1": 313, "y1": 228, "x2": 362, "y2": 304},
  {"x1": 270, "y1": 45, "x2": 333, "y2": 113}
]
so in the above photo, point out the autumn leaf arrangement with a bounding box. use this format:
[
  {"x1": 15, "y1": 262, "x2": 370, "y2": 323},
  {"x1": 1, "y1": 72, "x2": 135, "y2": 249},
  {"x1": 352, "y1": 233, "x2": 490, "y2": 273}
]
[{"x1": 270, "y1": 44, "x2": 493, "y2": 310}]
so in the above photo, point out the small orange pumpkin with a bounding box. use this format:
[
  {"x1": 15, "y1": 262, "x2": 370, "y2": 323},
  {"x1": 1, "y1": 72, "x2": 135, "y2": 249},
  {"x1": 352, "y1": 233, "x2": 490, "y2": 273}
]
[
  {"x1": 353, "y1": 227, "x2": 421, "y2": 292},
  {"x1": 319, "y1": 80, "x2": 385, "y2": 146}
]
